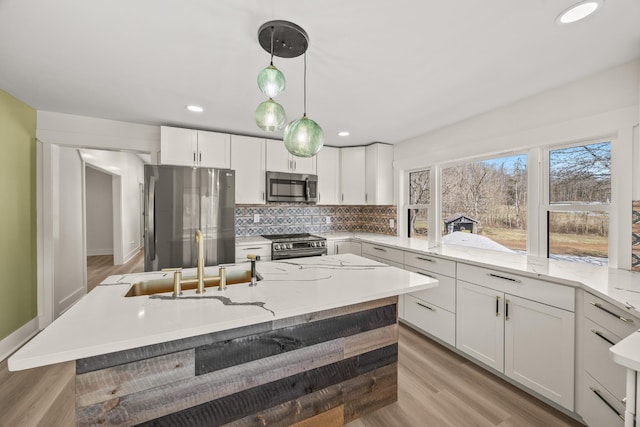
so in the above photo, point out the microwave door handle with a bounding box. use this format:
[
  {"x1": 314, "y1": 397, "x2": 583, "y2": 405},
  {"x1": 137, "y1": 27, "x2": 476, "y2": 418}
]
[{"x1": 305, "y1": 177, "x2": 310, "y2": 201}]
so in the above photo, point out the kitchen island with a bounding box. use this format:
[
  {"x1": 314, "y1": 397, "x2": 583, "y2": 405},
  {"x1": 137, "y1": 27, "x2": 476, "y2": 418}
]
[{"x1": 9, "y1": 254, "x2": 437, "y2": 426}]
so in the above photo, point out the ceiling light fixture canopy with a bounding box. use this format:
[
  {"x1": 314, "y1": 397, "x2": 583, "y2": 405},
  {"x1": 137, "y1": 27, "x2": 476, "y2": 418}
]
[{"x1": 255, "y1": 20, "x2": 323, "y2": 157}]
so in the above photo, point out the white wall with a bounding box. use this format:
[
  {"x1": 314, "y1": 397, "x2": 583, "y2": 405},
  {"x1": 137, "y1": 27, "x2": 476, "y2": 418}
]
[
  {"x1": 394, "y1": 59, "x2": 640, "y2": 269},
  {"x1": 51, "y1": 146, "x2": 85, "y2": 318},
  {"x1": 85, "y1": 167, "x2": 114, "y2": 256},
  {"x1": 82, "y1": 149, "x2": 144, "y2": 263}
]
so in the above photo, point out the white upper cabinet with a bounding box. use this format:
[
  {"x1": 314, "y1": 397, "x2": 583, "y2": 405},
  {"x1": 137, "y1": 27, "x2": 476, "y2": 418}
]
[
  {"x1": 340, "y1": 146, "x2": 366, "y2": 204},
  {"x1": 316, "y1": 146, "x2": 340, "y2": 205},
  {"x1": 365, "y1": 143, "x2": 394, "y2": 205},
  {"x1": 231, "y1": 135, "x2": 266, "y2": 204},
  {"x1": 265, "y1": 139, "x2": 316, "y2": 174},
  {"x1": 160, "y1": 126, "x2": 231, "y2": 169}
]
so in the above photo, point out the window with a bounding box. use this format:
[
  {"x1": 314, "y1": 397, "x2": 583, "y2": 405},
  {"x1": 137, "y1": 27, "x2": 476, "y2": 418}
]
[
  {"x1": 408, "y1": 169, "x2": 430, "y2": 239},
  {"x1": 546, "y1": 141, "x2": 610, "y2": 266},
  {"x1": 441, "y1": 154, "x2": 527, "y2": 253}
]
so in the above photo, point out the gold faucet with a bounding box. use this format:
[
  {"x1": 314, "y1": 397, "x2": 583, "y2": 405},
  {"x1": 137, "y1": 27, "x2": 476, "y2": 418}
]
[
  {"x1": 162, "y1": 267, "x2": 183, "y2": 297},
  {"x1": 195, "y1": 230, "x2": 205, "y2": 294}
]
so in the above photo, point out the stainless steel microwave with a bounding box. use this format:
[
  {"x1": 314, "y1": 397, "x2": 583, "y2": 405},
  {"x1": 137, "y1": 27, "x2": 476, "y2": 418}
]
[{"x1": 266, "y1": 171, "x2": 318, "y2": 203}]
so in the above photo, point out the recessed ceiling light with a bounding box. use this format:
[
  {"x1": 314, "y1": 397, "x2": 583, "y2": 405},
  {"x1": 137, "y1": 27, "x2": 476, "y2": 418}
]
[
  {"x1": 556, "y1": 1, "x2": 602, "y2": 24},
  {"x1": 186, "y1": 105, "x2": 204, "y2": 113},
  {"x1": 337, "y1": 131, "x2": 350, "y2": 137}
]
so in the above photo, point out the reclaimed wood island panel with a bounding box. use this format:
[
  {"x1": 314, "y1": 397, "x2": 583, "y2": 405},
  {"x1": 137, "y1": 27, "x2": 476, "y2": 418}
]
[{"x1": 75, "y1": 296, "x2": 399, "y2": 426}]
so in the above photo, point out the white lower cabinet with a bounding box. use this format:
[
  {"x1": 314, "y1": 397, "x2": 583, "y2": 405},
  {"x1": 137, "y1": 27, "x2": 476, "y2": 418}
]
[
  {"x1": 331, "y1": 240, "x2": 362, "y2": 256},
  {"x1": 581, "y1": 292, "x2": 638, "y2": 426},
  {"x1": 235, "y1": 243, "x2": 271, "y2": 263},
  {"x1": 404, "y1": 293, "x2": 456, "y2": 346},
  {"x1": 456, "y1": 273, "x2": 575, "y2": 411}
]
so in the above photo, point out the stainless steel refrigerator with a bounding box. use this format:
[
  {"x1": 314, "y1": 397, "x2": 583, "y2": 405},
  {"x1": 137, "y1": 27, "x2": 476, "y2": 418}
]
[{"x1": 144, "y1": 165, "x2": 235, "y2": 272}]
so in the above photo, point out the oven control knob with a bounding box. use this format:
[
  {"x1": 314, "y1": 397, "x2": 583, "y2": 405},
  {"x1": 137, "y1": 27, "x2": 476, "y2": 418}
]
[
  {"x1": 311, "y1": 242, "x2": 317, "y2": 247},
  {"x1": 274, "y1": 244, "x2": 281, "y2": 251},
  {"x1": 287, "y1": 243, "x2": 293, "y2": 249},
  {"x1": 321, "y1": 241, "x2": 326, "y2": 247}
]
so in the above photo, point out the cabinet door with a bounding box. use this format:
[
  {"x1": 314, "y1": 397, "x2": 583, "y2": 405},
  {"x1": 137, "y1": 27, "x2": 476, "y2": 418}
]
[
  {"x1": 504, "y1": 294, "x2": 575, "y2": 410},
  {"x1": 340, "y1": 147, "x2": 366, "y2": 204},
  {"x1": 335, "y1": 241, "x2": 362, "y2": 256},
  {"x1": 266, "y1": 139, "x2": 291, "y2": 172},
  {"x1": 456, "y1": 281, "x2": 504, "y2": 372},
  {"x1": 231, "y1": 135, "x2": 266, "y2": 204},
  {"x1": 197, "y1": 130, "x2": 231, "y2": 169},
  {"x1": 291, "y1": 155, "x2": 316, "y2": 174},
  {"x1": 316, "y1": 147, "x2": 340, "y2": 205},
  {"x1": 160, "y1": 126, "x2": 197, "y2": 166},
  {"x1": 365, "y1": 143, "x2": 393, "y2": 205}
]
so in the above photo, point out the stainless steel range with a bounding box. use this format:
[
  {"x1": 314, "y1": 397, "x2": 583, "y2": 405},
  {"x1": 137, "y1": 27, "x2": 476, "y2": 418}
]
[{"x1": 261, "y1": 233, "x2": 327, "y2": 260}]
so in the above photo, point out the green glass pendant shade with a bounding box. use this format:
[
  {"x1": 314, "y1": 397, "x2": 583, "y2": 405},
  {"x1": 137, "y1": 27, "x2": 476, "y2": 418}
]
[
  {"x1": 283, "y1": 115, "x2": 324, "y2": 157},
  {"x1": 257, "y1": 65, "x2": 286, "y2": 98},
  {"x1": 255, "y1": 98, "x2": 286, "y2": 132}
]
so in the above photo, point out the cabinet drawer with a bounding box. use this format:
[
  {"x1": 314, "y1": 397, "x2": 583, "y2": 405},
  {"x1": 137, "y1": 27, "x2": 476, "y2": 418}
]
[
  {"x1": 457, "y1": 263, "x2": 575, "y2": 312},
  {"x1": 584, "y1": 318, "x2": 627, "y2": 401},
  {"x1": 235, "y1": 245, "x2": 271, "y2": 262},
  {"x1": 404, "y1": 294, "x2": 455, "y2": 346},
  {"x1": 361, "y1": 243, "x2": 404, "y2": 265},
  {"x1": 584, "y1": 292, "x2": 638, "y2": 339},
  {"x1": 581, "y1": 372, "x2": 625, "y2": 427},
  {"x1": 404, "y1": 266, "x2": 456, "y2": 313},
  {"x1": 364, "y1": 254, "x2": 404, "y2": 269},
  {"x1": 404, "y1": 252, "x2": 456, "y2": 277}
]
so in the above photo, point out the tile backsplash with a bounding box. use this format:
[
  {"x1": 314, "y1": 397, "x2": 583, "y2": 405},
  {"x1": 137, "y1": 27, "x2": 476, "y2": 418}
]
[
  {"x1": 235, "y1": 204, "x2": 397, "y2": 237},
  {"x1": 632, "y1": 201, "x2": 640, "y2": 271}
]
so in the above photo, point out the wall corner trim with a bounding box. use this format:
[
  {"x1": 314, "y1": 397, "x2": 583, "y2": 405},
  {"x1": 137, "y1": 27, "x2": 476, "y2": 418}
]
[{"x1": 0, "y1": 318, "x2": 39, "y2": 363}]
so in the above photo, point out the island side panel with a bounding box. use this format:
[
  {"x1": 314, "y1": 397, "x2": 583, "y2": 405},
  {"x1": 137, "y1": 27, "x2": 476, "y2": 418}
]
[{"x1": 76, "y1": 296, "x2": 399, "y2": 426}]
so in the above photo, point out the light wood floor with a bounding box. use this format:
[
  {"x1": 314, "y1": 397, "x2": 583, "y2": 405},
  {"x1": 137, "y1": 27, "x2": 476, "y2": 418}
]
[
  {"x1": 346, "y1": 325, "x2": 583, "y2": 427},
  {"x1": 86, "y1": 250, "x2": 144, "y2": 292}
]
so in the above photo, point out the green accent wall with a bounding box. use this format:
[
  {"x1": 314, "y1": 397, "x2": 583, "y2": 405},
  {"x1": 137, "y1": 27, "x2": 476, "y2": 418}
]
[{"x1": 0, "y1": 90, "x2": 37, "y2": 341}]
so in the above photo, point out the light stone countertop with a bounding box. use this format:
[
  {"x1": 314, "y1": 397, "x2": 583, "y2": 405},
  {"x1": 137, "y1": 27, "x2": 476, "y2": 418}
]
[{"x1": 8, "y1": 254, "x2": 437, "y2": 371}]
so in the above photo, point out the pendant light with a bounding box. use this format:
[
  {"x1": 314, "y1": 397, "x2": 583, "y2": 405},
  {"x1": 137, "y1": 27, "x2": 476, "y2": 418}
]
[
  {"x1": 255, "y1": 20, "x2": 324, "y2": 157},
  {"x1": 283, "y1": 53, "x2": 324, "y2": 158},
  {"x1": 255, "y1": 25, "x2": 286, "y2": 131}
]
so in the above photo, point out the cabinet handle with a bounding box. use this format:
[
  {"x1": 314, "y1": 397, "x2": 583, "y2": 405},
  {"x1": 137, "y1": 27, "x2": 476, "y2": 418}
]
[
  {"x1": 416, "y1": 256, "x2": 436, "y2": 262},
  {"x1": 590, "y1": 387, "x2": 624, "y2": 420},
  {"x1": 505, "y1": 299, "x2": 510, "y2": 320},
  {"x1": 365, "y1": 193, "x2": 368, "y2": 203},
  {"x1": 373, "y1": 247, "x2": 387, "y2": 252},
  {"x1": 294, "y1": 160, "x2": 297, "y2": 170},
  {"x1": 416, "y1": 271, "x2": 435, "y2": 279},
  {"x1": 496, "y1": 296, "x2": 501, "y2": 317},
  {"x1": 591, "y1": 329, "x2": 616, "y2": 346},
  {"x1": 416, "y1": 302, "x2": 436, "y2": 312},
  {"x1": 242, "y1": 247, "x2": 263, "y2": 251},
  {"x1": 488, "y1": 273, "x2": 522, "y2": 283},
  {"x1": 199, "y1": 152, "x2": 202, "y2": 163},
  {"x1": 342, "y1": 194, "x2": 344, "y2": 202},
  {"x1": 590, "y1": 301, "x2": 634, "y2": 324},
  {"x1": 262, "y1": 192, "x2": 265, "y2": 201},
  {"x1": 336, "y1": 246, "x2": 339, "y2": 254},
  {"x1": 193, "y1": 152, "x2": 196, "y2": 162}
]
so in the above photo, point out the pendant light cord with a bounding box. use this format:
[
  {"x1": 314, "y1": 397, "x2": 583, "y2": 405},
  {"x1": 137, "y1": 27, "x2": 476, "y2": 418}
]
[
  {"x1": 269, "y1": 26, "x2": 275, "y2": 66},
  {"x1": 303, "y1": 53, "x2": 307, "y2": 116}
]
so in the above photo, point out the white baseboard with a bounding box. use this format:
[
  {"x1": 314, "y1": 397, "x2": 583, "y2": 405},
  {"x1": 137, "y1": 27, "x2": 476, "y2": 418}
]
[
  {"x1": 87, "y1": 248, "x2": 113, "y2": 256},
  {"x1": 0, "y1": 318, "x2": 39, "y2": 363},
  {"x1": 123, "y1": 246, "x2": 142, "y2": 264}
]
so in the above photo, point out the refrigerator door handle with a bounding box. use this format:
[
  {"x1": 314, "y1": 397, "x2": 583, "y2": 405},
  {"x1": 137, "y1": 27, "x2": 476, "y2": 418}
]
[{"x1": 147, "y1": 176, "x2": 156, "y2": 260}]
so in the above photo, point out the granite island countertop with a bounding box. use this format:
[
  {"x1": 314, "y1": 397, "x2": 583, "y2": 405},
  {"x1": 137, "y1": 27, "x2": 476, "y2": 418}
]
[{"x1": 8, "y1": 254, "x2": 437, "y2": 371}]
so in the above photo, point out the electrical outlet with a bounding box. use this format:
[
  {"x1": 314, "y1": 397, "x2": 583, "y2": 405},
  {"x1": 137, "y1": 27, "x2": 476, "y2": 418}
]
[
  {"x1": 325, "y1": 216, "x2": 331, "y2": 224},
  {"x1": 389, "y1": 219, "x2": 395, "y2": 228},
  {"x1": 253, "y1": 213, "x2": 260, "y2": 223}
]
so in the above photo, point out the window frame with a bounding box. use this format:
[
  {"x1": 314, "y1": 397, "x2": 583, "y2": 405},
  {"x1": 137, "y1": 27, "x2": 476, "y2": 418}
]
[
  {"x1": 539, "y1": 138, "x2": 613, "y2": 264},
  {"x1": 405, "y1": 167, "x2": 436, "y2": 244}
]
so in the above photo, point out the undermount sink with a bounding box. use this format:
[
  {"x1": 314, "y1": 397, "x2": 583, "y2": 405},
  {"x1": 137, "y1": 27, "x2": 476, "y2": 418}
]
[{"x1": 124, "y1": 270, "x2": 262, "y2": 297}]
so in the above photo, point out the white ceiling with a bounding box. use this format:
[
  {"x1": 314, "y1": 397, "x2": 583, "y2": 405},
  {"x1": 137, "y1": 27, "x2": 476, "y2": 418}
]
[{"x1": 0, "y1": 0, "x2": 639, "y2": 147}]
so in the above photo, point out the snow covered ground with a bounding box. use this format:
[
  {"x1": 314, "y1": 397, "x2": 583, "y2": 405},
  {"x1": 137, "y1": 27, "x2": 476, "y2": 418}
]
[{"x1": 443, "y1": 231, "x2": 608, "y2": 267}]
